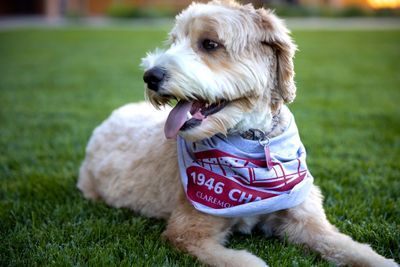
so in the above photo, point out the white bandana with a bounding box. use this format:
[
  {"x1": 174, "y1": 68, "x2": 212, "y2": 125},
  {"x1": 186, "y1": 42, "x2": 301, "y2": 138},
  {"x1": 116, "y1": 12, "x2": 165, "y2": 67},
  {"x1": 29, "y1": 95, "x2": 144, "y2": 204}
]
[{"x1": 177, "y1": 110, "x2": 313, "y2": 217}]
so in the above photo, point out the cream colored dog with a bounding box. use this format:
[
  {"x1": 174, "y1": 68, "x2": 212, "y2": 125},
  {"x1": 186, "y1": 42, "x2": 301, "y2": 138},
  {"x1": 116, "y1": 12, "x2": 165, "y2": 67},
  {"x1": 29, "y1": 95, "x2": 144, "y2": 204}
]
[{"x1": 77, "y1": 1, "x2": 397, "y2": 266}]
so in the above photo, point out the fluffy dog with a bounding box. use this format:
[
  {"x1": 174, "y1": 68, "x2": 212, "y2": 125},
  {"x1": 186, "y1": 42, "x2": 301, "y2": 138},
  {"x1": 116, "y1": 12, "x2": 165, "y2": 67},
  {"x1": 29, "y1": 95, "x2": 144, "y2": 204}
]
[{"x1": 77, "y1": 1, "x2": 397, "y2": 266}]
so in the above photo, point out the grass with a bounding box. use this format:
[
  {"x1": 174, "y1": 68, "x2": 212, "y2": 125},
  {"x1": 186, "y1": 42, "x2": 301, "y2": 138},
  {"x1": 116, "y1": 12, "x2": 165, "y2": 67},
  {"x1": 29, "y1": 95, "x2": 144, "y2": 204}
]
[{"x1": 0, "y1": 27, "x2": 399, "y2": 267}]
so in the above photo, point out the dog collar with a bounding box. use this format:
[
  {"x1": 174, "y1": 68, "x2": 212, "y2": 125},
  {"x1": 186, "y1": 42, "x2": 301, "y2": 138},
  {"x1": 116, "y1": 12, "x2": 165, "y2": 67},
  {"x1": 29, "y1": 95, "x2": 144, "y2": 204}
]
[
  {"x1": 177, "y1": 110, "x2": 313, "y2": 217},
  {"x1": 240, "y1": 108, "x2": 281, "y2": 141}
]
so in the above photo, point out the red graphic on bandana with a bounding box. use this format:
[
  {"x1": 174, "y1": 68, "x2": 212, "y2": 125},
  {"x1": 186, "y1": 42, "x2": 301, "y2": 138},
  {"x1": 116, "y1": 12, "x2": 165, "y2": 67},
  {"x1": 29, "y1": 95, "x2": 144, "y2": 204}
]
[{"x1": 186, "y1": 149, "x2": 307, "y2": 209}]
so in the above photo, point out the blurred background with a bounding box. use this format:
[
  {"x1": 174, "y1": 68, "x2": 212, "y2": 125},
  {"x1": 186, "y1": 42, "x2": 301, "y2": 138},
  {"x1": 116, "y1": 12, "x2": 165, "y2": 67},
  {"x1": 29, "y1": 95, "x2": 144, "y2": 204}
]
[{"x1": 0, "y1": 0, "x2": 399, "y2": 20}]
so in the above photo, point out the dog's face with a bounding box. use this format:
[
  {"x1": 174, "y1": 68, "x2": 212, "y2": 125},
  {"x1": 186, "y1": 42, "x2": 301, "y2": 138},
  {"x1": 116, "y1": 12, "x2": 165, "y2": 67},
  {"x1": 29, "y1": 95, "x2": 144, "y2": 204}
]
[{"x1": 141, "y1": 0, "x2": 297, "y2": 141}]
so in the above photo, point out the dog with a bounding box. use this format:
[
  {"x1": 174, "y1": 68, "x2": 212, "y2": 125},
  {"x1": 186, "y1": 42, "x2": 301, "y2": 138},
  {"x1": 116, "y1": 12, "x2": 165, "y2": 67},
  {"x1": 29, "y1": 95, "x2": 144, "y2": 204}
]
[{"x1": 77, "y1": 1, "x2": 397, "y2": 266}]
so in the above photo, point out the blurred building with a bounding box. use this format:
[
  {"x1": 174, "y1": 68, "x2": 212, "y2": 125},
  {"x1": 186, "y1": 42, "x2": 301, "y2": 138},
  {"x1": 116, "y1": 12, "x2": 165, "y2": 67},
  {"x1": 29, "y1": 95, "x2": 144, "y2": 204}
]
[{"x1": 0, "y1": 0, "x2": 194, "y2": 18}]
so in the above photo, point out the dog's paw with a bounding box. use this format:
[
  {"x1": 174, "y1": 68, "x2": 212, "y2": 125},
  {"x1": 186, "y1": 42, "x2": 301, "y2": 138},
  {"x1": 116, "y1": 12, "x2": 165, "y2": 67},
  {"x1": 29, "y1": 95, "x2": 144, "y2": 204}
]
[
  {"x1": 379, "y1": 258, "x2": 399, "y2": 267},
  {"x1": 227, "y1": 249, "x2": 268, "y2": 267},
  {"x1": 364, "y1": 256, "x2": 399, "y2": 267}
]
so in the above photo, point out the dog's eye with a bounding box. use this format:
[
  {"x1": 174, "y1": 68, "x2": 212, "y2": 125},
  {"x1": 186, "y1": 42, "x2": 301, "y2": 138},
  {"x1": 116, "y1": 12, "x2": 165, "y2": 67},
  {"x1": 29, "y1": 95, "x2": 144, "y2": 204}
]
[{"x1": 201, "y1": 39, "x2": 220, "y2": 51}]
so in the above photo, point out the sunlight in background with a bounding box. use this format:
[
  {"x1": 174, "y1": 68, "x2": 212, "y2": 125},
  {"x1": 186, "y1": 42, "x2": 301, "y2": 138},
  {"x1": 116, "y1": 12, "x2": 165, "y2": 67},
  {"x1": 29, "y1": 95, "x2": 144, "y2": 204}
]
[{"x1": 368, "y1": 0, "x2": 400, "y2": 8}]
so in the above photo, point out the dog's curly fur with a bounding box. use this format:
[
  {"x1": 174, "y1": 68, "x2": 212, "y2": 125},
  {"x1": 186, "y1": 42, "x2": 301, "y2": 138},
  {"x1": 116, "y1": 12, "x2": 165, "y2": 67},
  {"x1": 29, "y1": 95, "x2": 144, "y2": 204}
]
[{"x1": 77, "y1": 1, "x2": 397, "y2": 266}]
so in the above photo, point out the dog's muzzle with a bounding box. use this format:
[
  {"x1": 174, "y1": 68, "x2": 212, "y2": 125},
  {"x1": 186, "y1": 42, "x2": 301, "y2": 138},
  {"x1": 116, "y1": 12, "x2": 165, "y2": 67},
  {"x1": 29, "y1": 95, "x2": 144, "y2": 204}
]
[{"x1": 143, "y1": 67, "x2": 166, "y2": 92}]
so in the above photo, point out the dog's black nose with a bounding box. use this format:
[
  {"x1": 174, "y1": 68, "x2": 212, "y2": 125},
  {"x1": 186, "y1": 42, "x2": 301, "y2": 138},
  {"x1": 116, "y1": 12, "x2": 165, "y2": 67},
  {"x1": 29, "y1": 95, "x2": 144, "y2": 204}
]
[{"x1": 143, "y1": 67, "x2": 166, "y2": 91}]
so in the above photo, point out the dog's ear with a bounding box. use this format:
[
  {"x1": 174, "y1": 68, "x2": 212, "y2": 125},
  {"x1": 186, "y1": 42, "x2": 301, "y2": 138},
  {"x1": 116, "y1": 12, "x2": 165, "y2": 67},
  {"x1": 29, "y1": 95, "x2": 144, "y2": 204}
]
[{"x1": 256, "y1": 8, "x2": 297, "y2": 104}]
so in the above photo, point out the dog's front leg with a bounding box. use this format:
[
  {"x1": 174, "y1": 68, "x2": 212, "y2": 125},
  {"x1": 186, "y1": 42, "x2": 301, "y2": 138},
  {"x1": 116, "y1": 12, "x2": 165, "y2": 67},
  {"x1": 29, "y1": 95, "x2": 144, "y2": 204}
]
[
  {"x1": 264, "y1": 185, "x2": 397, "y2": 267},
  {"x1": 163, "y1": 193, "x2": 268, "y2": 267}
]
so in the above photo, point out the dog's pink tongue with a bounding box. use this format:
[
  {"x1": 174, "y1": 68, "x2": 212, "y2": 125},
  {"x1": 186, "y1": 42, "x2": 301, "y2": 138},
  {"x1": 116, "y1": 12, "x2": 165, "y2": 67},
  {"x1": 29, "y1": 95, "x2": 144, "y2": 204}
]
[{"x1": 164, "y1": 100, "x2": 192, "y2": 139}]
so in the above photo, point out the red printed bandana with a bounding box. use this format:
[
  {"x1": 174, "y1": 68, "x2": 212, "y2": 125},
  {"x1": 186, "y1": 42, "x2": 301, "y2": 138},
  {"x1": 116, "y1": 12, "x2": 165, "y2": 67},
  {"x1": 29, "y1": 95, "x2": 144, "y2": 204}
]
[{"x1": 177, "y1": 112, "x2": 313, "y2": 217}]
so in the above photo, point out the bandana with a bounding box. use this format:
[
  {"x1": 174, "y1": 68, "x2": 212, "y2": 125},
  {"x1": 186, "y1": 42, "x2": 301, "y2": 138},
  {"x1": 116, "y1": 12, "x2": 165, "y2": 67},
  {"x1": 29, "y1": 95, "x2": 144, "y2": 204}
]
[{"x1": 177, "y1": 110, "x2": 313, "y2": 217}]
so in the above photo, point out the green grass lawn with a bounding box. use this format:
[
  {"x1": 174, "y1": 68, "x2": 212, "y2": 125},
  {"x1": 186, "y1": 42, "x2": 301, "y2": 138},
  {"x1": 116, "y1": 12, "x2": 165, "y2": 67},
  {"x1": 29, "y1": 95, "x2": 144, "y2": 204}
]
[{"x1": 0, "y1": 27, "x2": 399, "y2": 266}]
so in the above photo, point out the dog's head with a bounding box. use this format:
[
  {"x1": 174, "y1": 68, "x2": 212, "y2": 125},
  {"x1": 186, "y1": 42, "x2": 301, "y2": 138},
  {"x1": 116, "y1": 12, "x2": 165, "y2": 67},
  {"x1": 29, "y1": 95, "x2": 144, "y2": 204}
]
[{"x1": 141, "y1": 0, "x2": 297, "y2": 141}]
